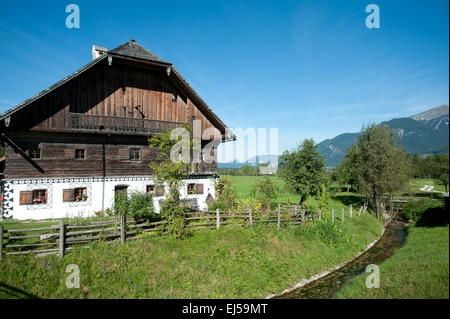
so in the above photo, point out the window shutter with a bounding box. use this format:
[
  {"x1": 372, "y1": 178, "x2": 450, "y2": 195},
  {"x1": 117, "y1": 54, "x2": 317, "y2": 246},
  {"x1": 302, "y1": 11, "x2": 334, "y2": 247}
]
[
  {"x1": 63, "y1": 189, "x2": 74, "y2": 202},
  {"x1": 195, "y1": 184, "x2": 204, "y2": 195},
  {"x1": 155, "y1": 185, "x2": 165, "y2": 197},
  {"x1": 65, "y1": 149, "x2": 75, "y2": 158},
  {"x1": 142, "y1": 149, "x2": 151, "y2": 158},
  {"x1": 119, "y1": 149, "x2": 129, "y2": 159},
  {"x1": 19, "y1": 191, "x2": 33, "y2": 205}
]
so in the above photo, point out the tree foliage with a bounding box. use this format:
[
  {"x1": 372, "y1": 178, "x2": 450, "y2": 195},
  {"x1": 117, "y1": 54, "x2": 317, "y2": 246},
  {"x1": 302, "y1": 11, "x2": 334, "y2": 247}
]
[
  {"x1": 348, "y1": 124, "x2": 412, "y2": 218},
  {"x1": 148, "y1": 124, "x2": 193, "y2": 239},
  {"x1": 278, "y1": 139, "x2": 328, "y2": 206}
]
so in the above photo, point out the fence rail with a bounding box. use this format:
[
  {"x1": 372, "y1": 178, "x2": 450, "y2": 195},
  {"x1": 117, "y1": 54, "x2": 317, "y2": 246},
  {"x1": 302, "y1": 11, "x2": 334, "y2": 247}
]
[{"x1": 0, "y1": 202, "x2": 394, "y2": 260}]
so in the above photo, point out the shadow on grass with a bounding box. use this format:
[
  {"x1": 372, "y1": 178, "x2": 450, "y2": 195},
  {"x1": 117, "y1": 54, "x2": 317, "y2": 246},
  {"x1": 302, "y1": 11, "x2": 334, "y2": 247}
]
[
  {"x1": 415, "y1": 207, "x2": 449, "y2": 228},
  {"x1": 0, "y1": 282, "x2": 40, "y2": 299}
]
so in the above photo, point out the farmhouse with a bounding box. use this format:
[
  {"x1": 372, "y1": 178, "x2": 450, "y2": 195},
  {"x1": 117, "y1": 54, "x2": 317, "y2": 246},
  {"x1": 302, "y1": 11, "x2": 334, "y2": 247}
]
[{"x1": 0, "y1": 40, "x2": 235, "y2": 220}]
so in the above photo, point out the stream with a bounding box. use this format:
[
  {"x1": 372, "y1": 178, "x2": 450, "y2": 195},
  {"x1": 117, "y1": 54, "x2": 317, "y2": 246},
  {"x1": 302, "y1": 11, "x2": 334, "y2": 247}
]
[{"x1": 273, "y1": 220, "x2": 408, "y2": 299}]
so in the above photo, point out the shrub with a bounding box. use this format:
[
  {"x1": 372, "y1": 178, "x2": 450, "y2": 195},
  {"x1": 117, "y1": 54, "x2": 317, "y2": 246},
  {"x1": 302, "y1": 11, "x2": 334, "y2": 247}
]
[
  {"x1": 400, "y1": 198, "x2": 442, "y2": 221},
  {"x1": 128, "y1": 192, "x2": 157, "y2": 221},
  {"x1": 112, "y1": 192, "x2": 129, "y2": 217},
  {"x1": 213, "y1": 177, "x2": 237, "y2": 211},
  {"x1": 250, "y1": 176, "x2": 278, "y2": 211},
  {"x1": 160, "y1": 197, "x2": 189, "y2": 239}
]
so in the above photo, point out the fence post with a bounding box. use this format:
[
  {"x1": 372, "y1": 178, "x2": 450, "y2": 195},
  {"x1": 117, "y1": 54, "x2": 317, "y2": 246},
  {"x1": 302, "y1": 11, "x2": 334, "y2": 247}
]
[
  {"x1": 0, "y1": 225, "x2": 3, "y2": 261},
  {"x1": 318, "y1": 210, "x2": 321, "y2": 221},
  {"x1": 216, "y1": 209, "x2": 220, "y2": 229},
  {"x1": 249, "y1": 210, "x2": 253, "y2": 227},
  {"x1": 120, "y1": 214, "x2": 126, "y2": 244},
  {"x1": 358, "y1": 206, "x2": 362, "y2": 216},
  {"x1": 59, "y1": 219, "x2": 65, "y2": 258},
  {"x1": 301, "y1": 210, "x2": 305, "y2": 225},
  {"x1": 332, "y1": 208, "x2": 335, "y2": 224},
  {"x1": 277, "y1": 204, "x2": 281, "y2": 228},
  {"x1": 342, "y1": 208, "x2": 345, "y2": 222},
  {"x1": 349, "y1": 205, "x2": 352, "y2": 218}
]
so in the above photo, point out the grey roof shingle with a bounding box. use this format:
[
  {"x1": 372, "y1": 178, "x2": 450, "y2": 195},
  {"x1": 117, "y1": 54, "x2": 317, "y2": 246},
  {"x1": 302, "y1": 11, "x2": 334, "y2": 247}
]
[{"x1": 109, "y1": 39, "x2": 170, "y2": 64}]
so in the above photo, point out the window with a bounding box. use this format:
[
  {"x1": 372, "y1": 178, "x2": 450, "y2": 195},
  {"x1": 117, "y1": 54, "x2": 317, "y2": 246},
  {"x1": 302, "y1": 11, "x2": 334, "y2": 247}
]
[
  {"x1": 75, "y1": 149, "x2": 85, "y2": 159},
  {"x1": 20, "y1": 189, "x2": 47, "y2": 205},
  {"x1": 63, "y1": 187, "x2": 87, "y2": 202},
  {"x1": 29, "y1": 147, "x2": 41, "y2": 159},
  {"x1": 129, "y1": 148, "x2": 140, "y2": 160},
  {"x1": 187, "y1": 183, "x2": 204, "y2": 195},
  {"x1": 187, "y1": 183, "x2": 196, "y2": 195},
  {"x1": 146, "y1": 185, "x2": 155, "y2": 194},
  {"x1": 32, "y1": 189, "x2": 47, "y2": 204}
]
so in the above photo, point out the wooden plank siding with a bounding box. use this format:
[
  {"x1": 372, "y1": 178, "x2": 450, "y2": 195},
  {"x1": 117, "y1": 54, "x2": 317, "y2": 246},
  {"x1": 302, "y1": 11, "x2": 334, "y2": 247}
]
[
  {"x1": 2, "y1": 131, "x2": 163, "y2": 178},
  {"x1": 1, "y1": 57, "x2": 221, "y2": 179},
  {"x1": 6, "y1": 59, "x2": 215, "y2": 134}
]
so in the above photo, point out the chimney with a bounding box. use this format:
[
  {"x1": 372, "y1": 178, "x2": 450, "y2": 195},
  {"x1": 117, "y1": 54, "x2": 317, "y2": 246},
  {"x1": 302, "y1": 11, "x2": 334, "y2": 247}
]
[{"x1": 92, "y1": 45, "x2": 107, "y2": 60}]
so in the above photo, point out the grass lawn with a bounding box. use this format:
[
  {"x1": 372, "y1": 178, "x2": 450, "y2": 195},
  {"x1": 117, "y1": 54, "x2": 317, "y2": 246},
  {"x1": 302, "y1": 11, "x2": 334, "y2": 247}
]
[
  {"x1": 334, "y1": 207, "x2": 449, "y2": 299},
  {"x1": 225, "y1": 175, "x2": 367, "y2": 216},
  {"x1": 0, "y1": 212, "x2": 383, "y2": 299},
  {"x1": 407, "y1": 178, "x2": 447, "y2": 193}
]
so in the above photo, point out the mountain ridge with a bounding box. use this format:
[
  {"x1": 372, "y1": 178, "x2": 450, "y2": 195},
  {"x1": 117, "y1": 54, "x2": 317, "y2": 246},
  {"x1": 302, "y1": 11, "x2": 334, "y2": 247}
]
[{"x1": 317, "y1": 105, "x2": 449, "y2": 167}]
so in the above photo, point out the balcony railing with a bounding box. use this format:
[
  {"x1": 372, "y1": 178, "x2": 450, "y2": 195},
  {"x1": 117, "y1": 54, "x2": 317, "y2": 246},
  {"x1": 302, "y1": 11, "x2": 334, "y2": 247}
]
[{"x1": 67, "y1": 113, "x2": 184, "y2": 135}]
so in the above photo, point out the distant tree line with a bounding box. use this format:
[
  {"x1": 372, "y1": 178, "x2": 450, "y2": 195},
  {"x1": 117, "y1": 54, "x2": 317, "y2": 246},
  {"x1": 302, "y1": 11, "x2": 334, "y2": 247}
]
[{"x1": 219, "y1": 163, "x2": 268, "y2": 176}]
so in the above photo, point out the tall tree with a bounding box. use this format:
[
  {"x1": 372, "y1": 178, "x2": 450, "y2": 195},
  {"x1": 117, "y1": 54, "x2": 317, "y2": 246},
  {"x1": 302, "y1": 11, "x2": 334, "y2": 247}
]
[
  {"x1": 432, "y1": 154, "x2": 449, "y2": 192},
  {"x1": 334, "y1": 146, "x2": 358, "y2": 192},
  {"x1": 278, "y1": 139, "x2": 328, "y2": 206},
  {"x1": 351, "y1": 124, "x2": 412, "y2": 219}
]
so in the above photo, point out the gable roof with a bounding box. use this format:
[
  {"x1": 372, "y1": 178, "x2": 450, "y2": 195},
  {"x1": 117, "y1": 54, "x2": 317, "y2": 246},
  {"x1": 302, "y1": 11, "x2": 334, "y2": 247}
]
[
  {"x1": 0, "y1": 55, "x2": 108, "y2": 121},
  {"x1": 109, "y1": 39, "x2": 170, "y2": 64},
  {"x1": 0, "y1": 40, "x2": 236, "y2": 141}
]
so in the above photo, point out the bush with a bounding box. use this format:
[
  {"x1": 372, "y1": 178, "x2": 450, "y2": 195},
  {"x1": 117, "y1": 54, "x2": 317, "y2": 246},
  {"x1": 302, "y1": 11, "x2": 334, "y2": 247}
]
[
  {"x1": 113, "y1": 192, "x2": 129, "y2": 217},
  {"x1": 160, "y1": 197, "x2": 190, "y2": 239},
  {"x1": 113, "y1": 191, "x2": 157, "y2": 221},
  {"x1": 128, "y1": 192, "x2": 157, "y2": 221},
  {"x1": 400, "y1": 198, "x2": 442, "y2": 221},
  {"x1": 213, "y1": 177, "x2": 237, "y2": 211},
  {"x1": 250, "y1": 176, "x2": 278, "y2": 211}
]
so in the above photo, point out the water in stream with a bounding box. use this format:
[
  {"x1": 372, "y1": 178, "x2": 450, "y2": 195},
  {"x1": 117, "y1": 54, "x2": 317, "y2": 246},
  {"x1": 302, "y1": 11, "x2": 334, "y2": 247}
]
[{"x1": 273, "y1": 220, "x2": 408, "y2": 299}]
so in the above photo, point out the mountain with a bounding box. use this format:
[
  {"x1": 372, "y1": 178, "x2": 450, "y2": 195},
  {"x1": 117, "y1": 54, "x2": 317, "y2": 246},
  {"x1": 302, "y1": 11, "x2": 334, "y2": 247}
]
[{"x1": 317, "y1": 105, "x2": 449, "y2": 167}]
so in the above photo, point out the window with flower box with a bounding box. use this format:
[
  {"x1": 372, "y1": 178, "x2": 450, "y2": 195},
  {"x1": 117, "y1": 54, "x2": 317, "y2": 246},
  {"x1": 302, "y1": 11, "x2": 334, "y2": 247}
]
[
  {"x1": 63, "y1": 187, "x2": 88, "y2": 202},
  {"x1": 187, "y1": 183, "x2": 203, "y2": 195},
  {"x1": 20, "y1": 189, "x2": 47, "y2": 205}
]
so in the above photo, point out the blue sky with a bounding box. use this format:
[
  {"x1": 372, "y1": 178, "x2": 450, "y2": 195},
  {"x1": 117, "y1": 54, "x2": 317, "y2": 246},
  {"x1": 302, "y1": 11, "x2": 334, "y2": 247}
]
[{"x1": 0, "y1": 0, "x2": 448, "y2": 162}]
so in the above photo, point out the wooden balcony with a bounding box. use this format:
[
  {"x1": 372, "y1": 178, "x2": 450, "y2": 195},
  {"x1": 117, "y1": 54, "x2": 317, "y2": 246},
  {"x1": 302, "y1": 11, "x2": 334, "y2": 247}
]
[
  {"x1": 67, "y1": 113, "x2": 184, "y2": 136},
  {"x1": 189, "y1": 161, "x2": 218, "y2": 175}
]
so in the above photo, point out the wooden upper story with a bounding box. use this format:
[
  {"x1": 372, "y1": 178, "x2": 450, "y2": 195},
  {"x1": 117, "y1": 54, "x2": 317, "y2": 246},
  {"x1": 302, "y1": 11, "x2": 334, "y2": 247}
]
[{"x1": 0, "y1": 40, "x2": 234, "y2": 179}]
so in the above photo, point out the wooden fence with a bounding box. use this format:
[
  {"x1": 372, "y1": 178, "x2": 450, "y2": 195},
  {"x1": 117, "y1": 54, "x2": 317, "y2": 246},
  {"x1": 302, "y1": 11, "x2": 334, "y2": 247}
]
[{"x1": 0, "y1": 203, "x2": 374, "y2": 260}]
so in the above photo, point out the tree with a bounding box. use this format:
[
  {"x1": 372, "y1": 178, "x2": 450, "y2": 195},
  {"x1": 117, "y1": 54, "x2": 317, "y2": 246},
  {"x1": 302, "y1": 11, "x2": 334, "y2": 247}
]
[
  {"x1": 334, "y1": 146, "x2": 358, "y2": 192},
  {"x1": 432, "y1": 154, "x2": 449, "y2": 192},
  {"x1": 148, "y1": 124, "x2": 193, "y2": 239},
  {"x1": 278, "y1": 139, "x2": 328, "y2": 206},
  {"x1": 250, "y1": 176, "x2": 279, "y2": 210},
  {"x1": 350, "y1": 124, "x2": 412, "y2": 219}
]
